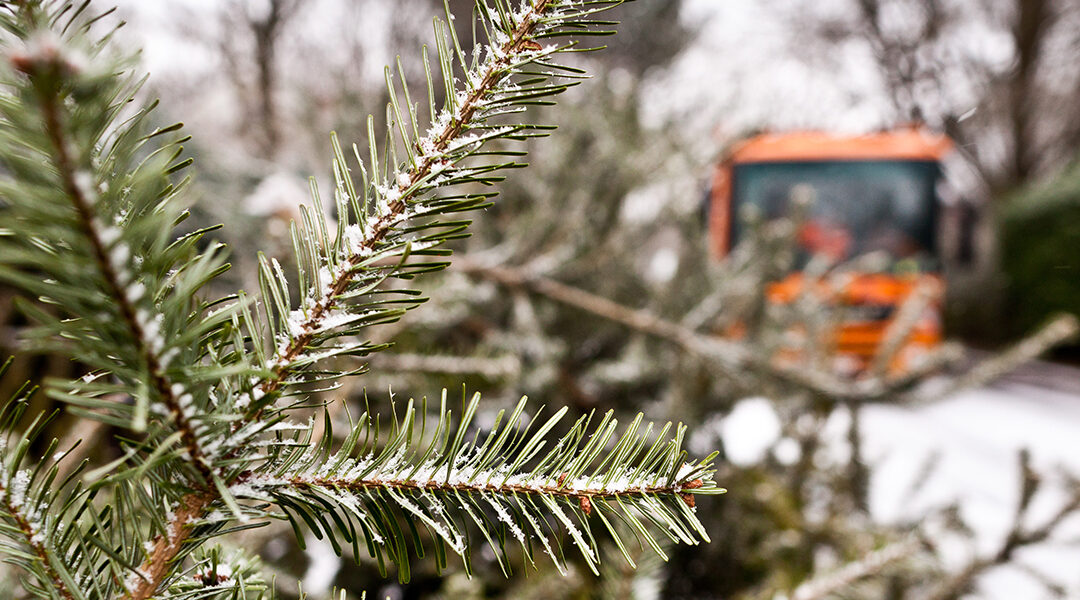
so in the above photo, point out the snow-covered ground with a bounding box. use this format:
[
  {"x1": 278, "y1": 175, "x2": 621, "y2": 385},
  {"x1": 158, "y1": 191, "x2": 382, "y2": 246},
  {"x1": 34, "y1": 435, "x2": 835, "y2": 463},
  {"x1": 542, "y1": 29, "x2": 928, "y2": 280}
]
[
  {"x1": 718, "y1": 360, "x2": 1080, "y2": 598},
  {"x1": 862, "y1": 366, "x2": 1080, "y2": 598}
]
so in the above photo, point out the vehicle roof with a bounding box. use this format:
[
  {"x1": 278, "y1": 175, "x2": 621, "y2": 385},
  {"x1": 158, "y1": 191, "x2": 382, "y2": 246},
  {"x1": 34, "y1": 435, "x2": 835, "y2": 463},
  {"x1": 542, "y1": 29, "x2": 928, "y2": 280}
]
[{"x1": 728, "y1": 129, "x2": 954, "y2": 163}]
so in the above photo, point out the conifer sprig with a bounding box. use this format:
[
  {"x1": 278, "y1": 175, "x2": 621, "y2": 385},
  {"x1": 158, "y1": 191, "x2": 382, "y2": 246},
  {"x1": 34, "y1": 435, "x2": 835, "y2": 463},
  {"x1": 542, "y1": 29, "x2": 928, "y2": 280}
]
[
  {"x1": 0, "y1": 4, "x2": 227, "y2": 485},
  {"x1": 244, "y1": 0, "x2": 621, "y2": 412},
  {"x1": 0, "y1": 390, "x2": 77, "y2": 600},
  {"x1": 0, "y1": 359, "x2": 118, "y2": 600},
  {"x1": 231, "y1": 391, "x2": 721, "y2": 580},
  {"x1": 0, "y1": 1, "x2": 725, "y2": 598},
  {"x1": 29, "y1": 74, "x2": 215, "y2": 483}
]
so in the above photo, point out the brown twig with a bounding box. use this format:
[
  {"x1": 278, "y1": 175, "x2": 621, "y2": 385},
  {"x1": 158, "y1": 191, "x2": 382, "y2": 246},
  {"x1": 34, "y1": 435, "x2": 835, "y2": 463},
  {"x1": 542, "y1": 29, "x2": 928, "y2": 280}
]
[
  {"x1": 927, "y1": 472, "x2": 1080, "y2": 600},
  {"x1": 458, "y1": 260, "x2": 916, "y2": 401},
  {"x1": 461, "y1": 260, "x2": 1078, "y2": 406},
  {"x1": 369, "y1": 352, "x2": 521, "y2": 379},
  {"x1": 290, "y1": 475, "x2": 702, "y2": 505},
  {"x1": 926, "y1": 313, "x2": 1079, "y2": 401},
  {"x1": 125, "y1": 493, "x2": 214, "y2": 600}
]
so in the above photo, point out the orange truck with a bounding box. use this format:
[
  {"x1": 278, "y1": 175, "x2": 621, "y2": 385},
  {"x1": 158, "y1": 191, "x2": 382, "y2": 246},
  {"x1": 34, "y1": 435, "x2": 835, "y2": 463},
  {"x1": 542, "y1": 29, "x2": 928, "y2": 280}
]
[{"x1": 707, "y1": 129, "x2": 954, "y2": 373}]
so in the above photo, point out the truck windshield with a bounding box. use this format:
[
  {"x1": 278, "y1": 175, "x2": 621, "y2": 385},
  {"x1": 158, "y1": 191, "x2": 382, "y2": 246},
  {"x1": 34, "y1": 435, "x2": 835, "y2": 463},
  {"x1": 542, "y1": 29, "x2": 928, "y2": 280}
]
[{"x1": 731, "y1": 160, "x2": 939, "y2": 266}]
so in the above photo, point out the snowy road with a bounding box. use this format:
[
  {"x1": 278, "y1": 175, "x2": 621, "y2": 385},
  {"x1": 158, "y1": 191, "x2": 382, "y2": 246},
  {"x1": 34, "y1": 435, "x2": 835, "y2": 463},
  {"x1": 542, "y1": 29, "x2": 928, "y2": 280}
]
[{"x1": 862, "y1": 361, "x2": 1080, "y2": 598}]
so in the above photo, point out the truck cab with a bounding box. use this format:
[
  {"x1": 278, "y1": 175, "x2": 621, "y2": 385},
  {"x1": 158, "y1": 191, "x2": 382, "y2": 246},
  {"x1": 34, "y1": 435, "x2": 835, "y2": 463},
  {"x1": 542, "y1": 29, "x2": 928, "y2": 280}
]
[{"x1": 708, "y1": 129, "x2": 954, "y2": 372}]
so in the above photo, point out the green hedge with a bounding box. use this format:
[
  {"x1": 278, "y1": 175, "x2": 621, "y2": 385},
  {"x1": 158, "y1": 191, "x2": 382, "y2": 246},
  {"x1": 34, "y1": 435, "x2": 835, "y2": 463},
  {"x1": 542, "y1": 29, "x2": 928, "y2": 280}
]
[{"x1": 1001, "y1": 164, "x2": 1080, "y2": 341}]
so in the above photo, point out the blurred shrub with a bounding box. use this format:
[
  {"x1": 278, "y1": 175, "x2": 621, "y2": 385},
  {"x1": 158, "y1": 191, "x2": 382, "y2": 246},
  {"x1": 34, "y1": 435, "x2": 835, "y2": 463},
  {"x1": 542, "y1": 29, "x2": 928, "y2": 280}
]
[{"x1": 1001, "y1": 163, "x2": 1080, "y2": 352}]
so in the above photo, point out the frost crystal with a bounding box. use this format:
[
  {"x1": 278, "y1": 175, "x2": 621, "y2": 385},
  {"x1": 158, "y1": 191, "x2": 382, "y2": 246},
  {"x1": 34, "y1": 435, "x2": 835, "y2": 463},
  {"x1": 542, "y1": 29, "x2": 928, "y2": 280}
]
[
  {"x1": 9, "y1": 470, "x2": 31, "y2": 507},
  {"x1": 73, "y1": 170, "x2": 98, "y2": 204},
  {"x1": 99, "y1": 224, "x2": 121, "y2": 246},
  {"x1": 285, "y1": 309, "x2": 309, "y2": 339},
  {"x1": 486, "y1": 495, "x2": 527, "y2": 545},
  {"x1": 125, "y1": 281, "x2": 145, "y2": 303},
  {"x1": 109, "y1": 241, "x2": 130, "y2": 268}
]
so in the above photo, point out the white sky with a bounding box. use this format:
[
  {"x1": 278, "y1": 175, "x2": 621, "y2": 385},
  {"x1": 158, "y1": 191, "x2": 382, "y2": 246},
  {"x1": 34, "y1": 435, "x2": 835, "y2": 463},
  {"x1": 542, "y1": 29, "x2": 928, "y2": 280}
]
[
  {"x1": 111, "y1": 0, "x2": 890, "y2": 139},
  {"x1": 110, "y1": 0, "x2": 1011, "y2": 158}
]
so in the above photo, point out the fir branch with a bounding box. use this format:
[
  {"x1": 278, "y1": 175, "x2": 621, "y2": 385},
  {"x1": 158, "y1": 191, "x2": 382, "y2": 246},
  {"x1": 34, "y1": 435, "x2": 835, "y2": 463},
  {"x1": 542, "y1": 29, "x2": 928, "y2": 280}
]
[
  {"x1": 790, "y1": 537, "x2": 920, "y2": 600},
  {"x1": 231, "y1": 391, "x2": 722, "y2": 578},
  {"x1": 283, "y1": 474, "x2": 697, "y2": 506},
  {"x1": 126, "y1": 493, "x2": 215, "y2": 600},
  {"x1": 116, "y1": 2, "x2": 678, "y2": 596},
  {"x1": 18, "y1": 49, "x2": 214, "y2": 485},
  {"x1": 0, "y1": 470, "x2": 75, "y2": 600},
  {"x1": 127, "y1": 389, "x2": 722, "y2": 595},
  {"x1": 1, "y1": 2, "x2": 726, "y2": 598},
  {"x1": 163, "y1": 545, "x2": 267, "y2": 600},
  {"x1": 0, "y1": 3, "x2": 238, "y2": 491},
  {"x1": 252, "y1": 1, "x2": 552, "y2": 394},
  {"x1": 246, "y1": 0, "x2": 614, "y2": 410},
  {"x1": 0, "y1": 380, "x2": 90, "y2": 600}
]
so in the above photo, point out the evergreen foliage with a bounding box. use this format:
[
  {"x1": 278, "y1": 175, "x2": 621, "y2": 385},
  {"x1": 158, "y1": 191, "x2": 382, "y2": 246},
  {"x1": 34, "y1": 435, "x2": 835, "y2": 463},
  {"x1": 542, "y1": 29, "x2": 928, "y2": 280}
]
[
  {"x1": 0, "y1": 1, "x2": 721, "y2": 598},
  {"x1": 1001, "y1": 164, "x2": 1080, "y2": 346}
]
